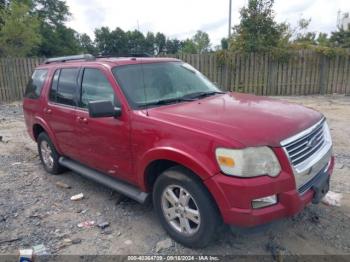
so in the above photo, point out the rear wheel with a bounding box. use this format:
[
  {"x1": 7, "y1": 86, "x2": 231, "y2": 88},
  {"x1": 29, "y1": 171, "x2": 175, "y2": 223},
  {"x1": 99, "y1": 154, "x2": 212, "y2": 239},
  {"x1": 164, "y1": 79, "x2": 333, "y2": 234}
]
[
  {"x1": 153, "y1": 166, "x2": 221, "y2": 248},
  {"x1": 37, "y1": 132, "x2": 65, "y2": 175}
]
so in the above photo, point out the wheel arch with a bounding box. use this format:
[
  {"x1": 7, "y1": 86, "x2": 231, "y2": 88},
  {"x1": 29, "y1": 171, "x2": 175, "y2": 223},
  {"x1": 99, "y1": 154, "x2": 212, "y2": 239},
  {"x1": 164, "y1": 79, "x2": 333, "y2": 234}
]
[
  {"x1": 32, "y1": 117, "x2": 63, "y2": 154},
  {"x1": 33, "y1": 124, "x2": 45, "y2": 141},
  {"x1": 139, "y1": 147, "x2": 217, "y2": 192}
]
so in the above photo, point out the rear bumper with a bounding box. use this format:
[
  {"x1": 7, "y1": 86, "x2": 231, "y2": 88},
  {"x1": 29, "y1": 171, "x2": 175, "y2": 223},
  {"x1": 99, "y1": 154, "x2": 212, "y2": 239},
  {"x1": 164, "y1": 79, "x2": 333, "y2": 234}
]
[{"x1": 205, "y1": 155, "x2": 335, "y2": 227}]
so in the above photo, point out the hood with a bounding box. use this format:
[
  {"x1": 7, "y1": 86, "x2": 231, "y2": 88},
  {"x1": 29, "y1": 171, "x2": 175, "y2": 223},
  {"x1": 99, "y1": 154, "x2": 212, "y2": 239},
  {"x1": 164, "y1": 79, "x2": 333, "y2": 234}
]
[{"x1": 148, "y1": 93, "x2": 323, "y2": 147}]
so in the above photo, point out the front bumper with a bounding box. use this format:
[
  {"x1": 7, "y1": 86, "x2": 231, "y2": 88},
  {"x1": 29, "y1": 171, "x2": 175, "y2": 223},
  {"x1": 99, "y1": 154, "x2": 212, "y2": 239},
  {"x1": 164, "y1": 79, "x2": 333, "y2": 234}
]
[{"x1": 204, "y1": 151, "x2": 335, "y2": 227}]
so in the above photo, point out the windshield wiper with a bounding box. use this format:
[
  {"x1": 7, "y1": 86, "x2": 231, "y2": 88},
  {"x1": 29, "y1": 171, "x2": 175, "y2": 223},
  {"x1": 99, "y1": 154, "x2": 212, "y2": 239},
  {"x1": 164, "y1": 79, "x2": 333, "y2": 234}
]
[
  {"x1": 138, "y1": 91, "x2": 225, "y2": 108},
  {"x1": 182, "y1": 91, "x2": 225, "y2": 100},
  {"x1": 139, "y1": 97, "x2": 196, "y2": 108}
]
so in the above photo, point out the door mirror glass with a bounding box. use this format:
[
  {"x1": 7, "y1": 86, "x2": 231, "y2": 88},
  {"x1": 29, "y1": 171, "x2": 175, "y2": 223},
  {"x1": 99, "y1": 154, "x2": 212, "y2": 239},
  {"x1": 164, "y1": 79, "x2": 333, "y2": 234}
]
[{"x1": 88, "y1": 100, "x2": 122, "y2": 118}]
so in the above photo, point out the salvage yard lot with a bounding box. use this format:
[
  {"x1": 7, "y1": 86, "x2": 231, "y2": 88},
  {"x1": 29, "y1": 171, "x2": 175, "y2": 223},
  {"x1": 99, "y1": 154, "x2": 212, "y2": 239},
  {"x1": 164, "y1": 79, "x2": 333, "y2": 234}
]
[{"x1": 0, "y1": 95, "x2": 349, "y2": 257}]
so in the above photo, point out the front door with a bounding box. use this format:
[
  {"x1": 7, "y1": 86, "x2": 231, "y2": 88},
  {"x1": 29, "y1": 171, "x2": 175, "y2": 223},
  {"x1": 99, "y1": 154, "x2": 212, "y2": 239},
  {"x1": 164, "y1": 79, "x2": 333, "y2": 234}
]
[{"x1": 74, "y1": 67, "x2": 134, "y2": 183}]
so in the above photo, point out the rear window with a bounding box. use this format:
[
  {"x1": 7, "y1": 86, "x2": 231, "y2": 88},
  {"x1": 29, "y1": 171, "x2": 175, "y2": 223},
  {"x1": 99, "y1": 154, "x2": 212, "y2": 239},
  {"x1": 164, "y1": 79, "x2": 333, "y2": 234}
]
[
  {"x1": 49, "y1": 68, "x2": 79, "y2": 106},
  {"x1": 24, "y1": 69, "x2": 48, "y2": 99}
]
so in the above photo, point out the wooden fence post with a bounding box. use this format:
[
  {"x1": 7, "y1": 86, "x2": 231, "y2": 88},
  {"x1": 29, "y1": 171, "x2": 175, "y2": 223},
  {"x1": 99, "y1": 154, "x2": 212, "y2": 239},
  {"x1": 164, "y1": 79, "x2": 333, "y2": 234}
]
[
  {"x1": 319, "y1": 54, "x2": 328, "y2": 95},
  {"x1": 267, "y1": 58, "x2": 278, "y2": 95}
]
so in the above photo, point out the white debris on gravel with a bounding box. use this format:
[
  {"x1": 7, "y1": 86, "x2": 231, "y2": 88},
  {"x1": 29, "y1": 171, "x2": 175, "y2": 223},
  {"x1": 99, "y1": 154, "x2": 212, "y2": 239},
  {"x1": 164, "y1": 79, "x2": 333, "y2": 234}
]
[
  {"x1": 32, "y1": 243, "x2": 49, "y2": 255},
  {"x1": 70, "y1": 193, "x2": 84, "y2": 201},
  {"x1": 77, "y1": 221, "x2": 95, "y2": 229},
  {"x1": 124, "y1": 240, "x2": 133, "y2": 245},
  {"x1": 322, "y1": 191, "x2": 343, "y2": 206}
]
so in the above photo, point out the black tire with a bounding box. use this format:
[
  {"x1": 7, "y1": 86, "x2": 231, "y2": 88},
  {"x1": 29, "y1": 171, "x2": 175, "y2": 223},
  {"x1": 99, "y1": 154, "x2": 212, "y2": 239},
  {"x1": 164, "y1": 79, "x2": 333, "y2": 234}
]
[
  {"x1": 37, "y1": 132, "x2": 65, "y2": 175},
  {"x1": 153, "y1": 166, "x2": 221, "y2": 248}
]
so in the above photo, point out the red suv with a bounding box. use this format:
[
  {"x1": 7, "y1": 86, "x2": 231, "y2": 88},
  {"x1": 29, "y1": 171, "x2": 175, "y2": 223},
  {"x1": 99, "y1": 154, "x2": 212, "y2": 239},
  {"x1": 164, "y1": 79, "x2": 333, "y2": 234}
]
[{"x1": 23, "y1": 54, "x2": 334, "y2": 247}]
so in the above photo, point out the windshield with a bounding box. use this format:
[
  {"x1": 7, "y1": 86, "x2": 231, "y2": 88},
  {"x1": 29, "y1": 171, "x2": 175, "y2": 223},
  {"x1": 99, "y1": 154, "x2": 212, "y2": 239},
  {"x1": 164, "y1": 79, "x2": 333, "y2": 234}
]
[{"x1": 112, "y1": 62, "x2": 223, "y2": 109}]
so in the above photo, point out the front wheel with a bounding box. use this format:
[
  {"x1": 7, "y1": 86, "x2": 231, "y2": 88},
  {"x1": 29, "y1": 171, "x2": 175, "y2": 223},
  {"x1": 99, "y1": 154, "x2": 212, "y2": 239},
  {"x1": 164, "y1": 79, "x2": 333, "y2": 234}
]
[{"x1": 153, "y1": 166, "x2": 221, "y2": 248}]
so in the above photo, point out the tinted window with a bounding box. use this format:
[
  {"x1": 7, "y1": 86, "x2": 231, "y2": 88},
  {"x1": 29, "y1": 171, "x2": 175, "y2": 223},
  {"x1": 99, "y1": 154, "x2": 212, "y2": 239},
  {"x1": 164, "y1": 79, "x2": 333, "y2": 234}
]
[
  {"x1": 56, "y1": 68, "x2": 79, "y2": 106},
  {"x1": 80, "y1": 68, "x2": 115, "y2": 108},
  {"x1": 49, "y1": 70, "x2": 60, "y2": 102},
  {"x1": 24, "y1": 69, "x2": 48, "y2": 99}
]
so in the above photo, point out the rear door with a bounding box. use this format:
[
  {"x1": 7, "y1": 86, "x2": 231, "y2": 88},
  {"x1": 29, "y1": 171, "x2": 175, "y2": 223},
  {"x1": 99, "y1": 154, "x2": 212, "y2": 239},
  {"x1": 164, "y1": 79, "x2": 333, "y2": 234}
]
[
  {"x1": 74, "y1": 67, "x2": 134, "y2": 182},
  {"x1": 44, "y1": 67, "x2": 81, "y2": 159}
]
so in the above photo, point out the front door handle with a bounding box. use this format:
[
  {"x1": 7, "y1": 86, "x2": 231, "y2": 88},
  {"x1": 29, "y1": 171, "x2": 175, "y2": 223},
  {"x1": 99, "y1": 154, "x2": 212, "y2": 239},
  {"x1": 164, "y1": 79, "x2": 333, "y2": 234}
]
[
  {"x1": 76, "y1": 116, "x2": 88, "y2": 124},
  {"x1": 44, "y1": 108, "x2": 52, "y2": 114}
]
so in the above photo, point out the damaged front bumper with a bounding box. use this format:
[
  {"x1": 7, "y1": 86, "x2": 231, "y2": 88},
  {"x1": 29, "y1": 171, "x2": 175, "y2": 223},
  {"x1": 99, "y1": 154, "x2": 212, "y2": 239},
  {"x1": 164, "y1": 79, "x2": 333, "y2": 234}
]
[{"x1": 204, "y1": 154, "x2": 335, "y2": 228}]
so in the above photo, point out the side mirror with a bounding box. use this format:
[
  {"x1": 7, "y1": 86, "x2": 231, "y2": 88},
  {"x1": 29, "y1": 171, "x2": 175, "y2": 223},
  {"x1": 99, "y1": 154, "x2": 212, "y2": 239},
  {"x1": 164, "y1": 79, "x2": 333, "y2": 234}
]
[{"x1": 88, "y1": 100, "x2": 122, "y2": 118}]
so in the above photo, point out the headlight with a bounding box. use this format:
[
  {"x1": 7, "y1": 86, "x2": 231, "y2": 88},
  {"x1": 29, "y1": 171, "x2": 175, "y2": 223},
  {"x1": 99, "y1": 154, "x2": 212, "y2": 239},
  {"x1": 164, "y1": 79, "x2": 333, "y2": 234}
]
[{"x1": 215, "y1": 147, "x2": 281, "y2": 177}]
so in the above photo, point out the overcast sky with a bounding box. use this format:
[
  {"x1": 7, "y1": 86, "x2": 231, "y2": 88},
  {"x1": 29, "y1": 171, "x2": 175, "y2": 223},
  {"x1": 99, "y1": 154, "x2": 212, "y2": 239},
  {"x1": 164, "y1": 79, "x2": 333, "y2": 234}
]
[{"x1": 66, "y1": 0, "x2": 349, "y2": 46}]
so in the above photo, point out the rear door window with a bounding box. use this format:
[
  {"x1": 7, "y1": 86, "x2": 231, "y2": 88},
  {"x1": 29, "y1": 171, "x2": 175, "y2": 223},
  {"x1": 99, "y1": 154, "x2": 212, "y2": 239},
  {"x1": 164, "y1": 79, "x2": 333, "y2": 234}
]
[
  {"x1": 24, "y1": 69, "x2": 48, "y2": 99},
  {"x1": 49, "y1": 69, "x2": 60, "y2": 102},
  {"x1": 54, "y1": 68, "x2": 80, "y2": 106}
]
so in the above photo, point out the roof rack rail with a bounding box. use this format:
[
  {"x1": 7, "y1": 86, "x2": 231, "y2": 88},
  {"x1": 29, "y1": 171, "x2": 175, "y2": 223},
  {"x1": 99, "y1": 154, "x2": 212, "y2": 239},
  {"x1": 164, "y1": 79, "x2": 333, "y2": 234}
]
[
  {"x1": 44, "y1": 54, "x2": 95, "y2": 64},
  {"x1": 128, "y1": 52, "x2": 152, "y2": 57},
  {"x1": 95, "y1": 52, "x2": 152, "y2": 59}
]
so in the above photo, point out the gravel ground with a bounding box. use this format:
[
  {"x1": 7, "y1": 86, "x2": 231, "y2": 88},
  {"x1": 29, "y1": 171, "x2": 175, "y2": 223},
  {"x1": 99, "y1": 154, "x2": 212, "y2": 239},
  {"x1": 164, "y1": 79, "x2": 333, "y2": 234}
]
[{"x1": 0, "y1": 95, "x2": 350, "y2": 259}]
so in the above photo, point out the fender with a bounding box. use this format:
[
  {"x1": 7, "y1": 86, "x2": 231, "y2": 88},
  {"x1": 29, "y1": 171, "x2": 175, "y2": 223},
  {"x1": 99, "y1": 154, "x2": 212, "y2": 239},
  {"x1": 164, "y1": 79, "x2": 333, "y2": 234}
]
[
  {"x1": 33, "y1": 115, "x2": 63, "y2": 155},
  {"x1": 137, "y1": 146, "x2": 219, "y2": 191}
]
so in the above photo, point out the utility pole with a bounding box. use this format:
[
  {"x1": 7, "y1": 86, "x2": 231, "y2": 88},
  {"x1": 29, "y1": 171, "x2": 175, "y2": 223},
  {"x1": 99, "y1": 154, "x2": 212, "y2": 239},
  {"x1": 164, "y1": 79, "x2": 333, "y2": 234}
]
[{"x1": 228, "y1": 0, "x2": 232, "y2": 38}]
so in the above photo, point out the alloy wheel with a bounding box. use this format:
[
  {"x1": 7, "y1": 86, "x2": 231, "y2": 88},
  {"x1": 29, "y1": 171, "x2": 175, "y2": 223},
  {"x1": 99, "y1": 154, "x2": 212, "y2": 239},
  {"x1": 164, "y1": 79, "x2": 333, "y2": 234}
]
[
  {"x1": 161, "y1": 185, "x2": 201, "y2": 236},
  {"x1": 40, "y1": 140, "x2": 54, "y2": 169}
]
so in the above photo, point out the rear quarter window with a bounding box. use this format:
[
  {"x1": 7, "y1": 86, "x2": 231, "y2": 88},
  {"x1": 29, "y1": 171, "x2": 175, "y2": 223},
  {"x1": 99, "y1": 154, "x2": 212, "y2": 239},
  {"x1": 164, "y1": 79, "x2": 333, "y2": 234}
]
[{"x1": 24, "y1": 69, "x2": 48, "y2": 99}]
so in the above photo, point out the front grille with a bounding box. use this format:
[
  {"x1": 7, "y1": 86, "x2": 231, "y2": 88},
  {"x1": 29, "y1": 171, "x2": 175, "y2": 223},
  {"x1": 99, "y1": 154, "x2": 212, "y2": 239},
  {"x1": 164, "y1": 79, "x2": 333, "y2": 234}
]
[
  {"x1": 298, "y1": 164, "x2": 327, "y2": 194},
  {"x1": 284, "y1": 121, "x2": 325, "y2": 167},
  {"x1": 282, "y1": 119, "x2": 332, "y2": 194}
]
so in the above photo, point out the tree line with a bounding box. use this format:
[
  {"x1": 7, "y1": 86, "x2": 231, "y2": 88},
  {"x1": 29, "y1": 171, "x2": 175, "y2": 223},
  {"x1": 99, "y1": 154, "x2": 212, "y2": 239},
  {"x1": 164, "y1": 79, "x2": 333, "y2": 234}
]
[
  {"x1": 222, "y1": 0, "x2": 350, "y2": 57},
  {"x1": 0, "y1": 0, "x2": 349, "y2": 58},
  {"x1": 0, "y1": 0, "x2": 211, "y2": 57}
]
